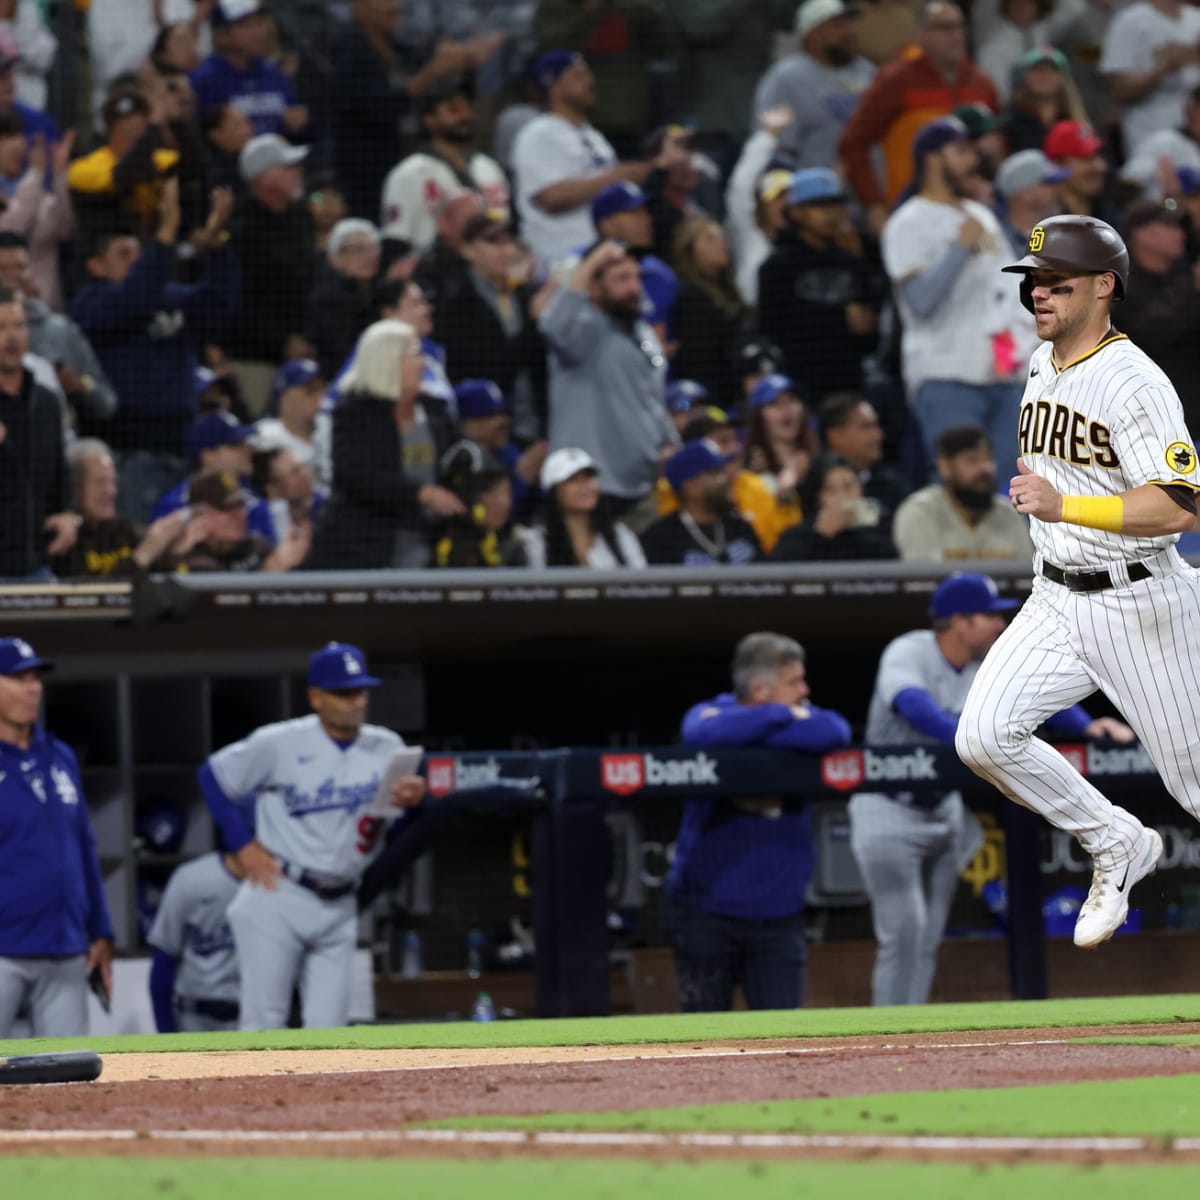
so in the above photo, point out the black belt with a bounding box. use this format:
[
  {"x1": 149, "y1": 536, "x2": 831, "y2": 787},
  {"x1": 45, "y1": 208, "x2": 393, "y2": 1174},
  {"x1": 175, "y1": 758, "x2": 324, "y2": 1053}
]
[
  {"x1": 280, "y1": 860, "x2": 356, "y2": 901},
  {"x1": 1041, "y1": 559, "x2": 1152, "y2": 593},
  {"x1": 176, "y1": 996, "x2": 239, "y2": 1022}
]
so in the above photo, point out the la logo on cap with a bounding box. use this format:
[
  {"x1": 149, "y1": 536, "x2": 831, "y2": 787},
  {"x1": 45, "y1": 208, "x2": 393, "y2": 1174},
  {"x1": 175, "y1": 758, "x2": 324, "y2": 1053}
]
[
  {"x1": 14, "y1": 639, "x2": 33, "y2": 660},
  {"x1": 343, "y1": 653, "x2": 361, "y2": 675}
]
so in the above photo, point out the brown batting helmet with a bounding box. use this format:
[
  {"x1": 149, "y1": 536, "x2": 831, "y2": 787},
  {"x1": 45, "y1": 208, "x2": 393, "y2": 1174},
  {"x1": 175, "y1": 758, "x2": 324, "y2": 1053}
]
[{"x1": 1002, "y1": 215, "x2": 1128, "y2": 313}]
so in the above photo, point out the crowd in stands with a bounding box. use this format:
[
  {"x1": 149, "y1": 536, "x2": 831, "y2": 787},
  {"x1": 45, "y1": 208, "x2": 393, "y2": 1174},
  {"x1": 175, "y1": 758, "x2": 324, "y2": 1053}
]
[{"x1": 3, "y1": 0, "x2": 1200, "y2": 582}]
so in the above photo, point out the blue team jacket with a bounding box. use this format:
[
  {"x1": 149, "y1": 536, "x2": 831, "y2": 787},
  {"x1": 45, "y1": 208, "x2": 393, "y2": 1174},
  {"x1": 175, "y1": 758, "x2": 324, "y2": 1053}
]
[
  {"x1": 667, "y1": 693, "x2": 852, "y2": 921},
  {"x1": 0, "y1": 727, "x2": 114, "y2": 956}
]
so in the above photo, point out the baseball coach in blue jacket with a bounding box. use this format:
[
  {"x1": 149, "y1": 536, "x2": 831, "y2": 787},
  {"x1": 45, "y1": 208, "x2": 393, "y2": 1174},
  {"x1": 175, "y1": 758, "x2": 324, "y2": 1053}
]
[
  {"x1": 665, "y1": 631, "x2": 852, "y2": 1012},
  {"x1": 0, "y1": 638, "x2": 113, "y2": 1037}
]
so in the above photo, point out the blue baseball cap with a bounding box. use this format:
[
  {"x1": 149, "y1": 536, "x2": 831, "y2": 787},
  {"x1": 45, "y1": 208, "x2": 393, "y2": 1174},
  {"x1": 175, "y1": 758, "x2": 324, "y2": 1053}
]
[
  {"x1": 0, "y1": 636, "x2": 53, "y2": 675},
  {"x1": 913, "y1": 115, "x2": 970, "y2": 164},
  {"x1": 308, "y1": 642, "x2": 381, "y2": 691},
  {"x1": 455, "y1": 378, "x2": 510, "y2": 420},
  {"x1": 930, "y1": 573, "x2": 1019, "y2": 620},
  {"x1": 592, "y1": 181, "x2": 647, "y2": 224},
  {"x1": 665, "y1": 379, "x2": 709, "y2": 414},
  {"x1": 747, "y1": 373, "x2": 801, "y2": 410},
  {"x1": 787, "y1": 167, "x2": 846, "y2": 206},
  {"x1": 665, "y1": 438, "x2": 737, "y2": 494},
  {"x1": 269, "y1": 359, "x2": 322, "y2": 409},
  {"x1": 532, "y1": 49, "x2": 582, "y2": 91},
  {"x1": 186, "y1": 411, "x2": 255, "y2": 461}
]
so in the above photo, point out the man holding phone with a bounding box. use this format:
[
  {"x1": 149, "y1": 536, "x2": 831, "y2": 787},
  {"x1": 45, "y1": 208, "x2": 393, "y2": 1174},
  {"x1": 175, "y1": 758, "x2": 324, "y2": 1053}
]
[{"x1": 0, "y1": 638, "x2": 113, "y2": 1038}]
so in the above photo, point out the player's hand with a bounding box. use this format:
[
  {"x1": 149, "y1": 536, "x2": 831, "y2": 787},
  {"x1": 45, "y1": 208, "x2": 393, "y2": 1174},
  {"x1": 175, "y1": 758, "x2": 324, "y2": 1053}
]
[
  {"x1": 1009, "y1": 458, "x2": 1063, "y2": 521},
  {"x1": 86, "y1": 937, "x2": 113, "y2": 998},
  {"x1": 389, "y1": 775, "x2": 425, "y2": 809},
  {"x1": 1084, "y1": 716, "x2": 1136, "y2": 743},
  {"x1": 236, "y1": 839, "x2": 283, "y2": 890}
]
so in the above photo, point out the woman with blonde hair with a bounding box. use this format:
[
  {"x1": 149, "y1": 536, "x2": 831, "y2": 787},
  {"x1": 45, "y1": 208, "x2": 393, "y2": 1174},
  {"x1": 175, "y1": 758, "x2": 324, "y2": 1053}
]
[
  {"x1": 307, "y1": 319, "x2": 464, "y2": 569},
  {"x1": 671, "y1": 215, "x2": 749, "y2": 406}
]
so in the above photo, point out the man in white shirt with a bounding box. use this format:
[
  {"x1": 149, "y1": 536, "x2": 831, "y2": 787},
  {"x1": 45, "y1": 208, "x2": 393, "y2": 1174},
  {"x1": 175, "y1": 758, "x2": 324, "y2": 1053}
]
[
  {"x1": 752, "y1": 0, "x2": 875, "y2": 168},
  {"x1": 1101, "y1": 0, "x2": 1200, "y2": 153},
  {"x1": 882, "y1": 116, "x2": 1024, "y2": 471},
  {"x1": 380, "y1": 75, "x2": 510, "y2": 256},
  {"x1": 511, "y1": 49, "x2": 653, "y2": 271}
]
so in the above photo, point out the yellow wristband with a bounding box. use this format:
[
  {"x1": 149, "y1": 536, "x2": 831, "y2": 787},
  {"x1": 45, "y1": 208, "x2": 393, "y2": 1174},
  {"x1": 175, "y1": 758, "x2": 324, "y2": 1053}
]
[{"x1": 1060, "y1": 494, "x2": 1124, "y2": 533}]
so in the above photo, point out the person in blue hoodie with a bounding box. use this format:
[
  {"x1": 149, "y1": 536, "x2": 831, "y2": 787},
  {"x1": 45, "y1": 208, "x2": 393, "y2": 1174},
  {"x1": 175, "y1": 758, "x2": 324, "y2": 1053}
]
[
  {"x1": 0, "y1": 638, "x2": 113, "y2": 1038},
  {"x1": 665, "y1": 631, "x2": 852, "y2": 1012},
  {"x1": 70, "y1": 180, "x2": 239, "y2": 526}
]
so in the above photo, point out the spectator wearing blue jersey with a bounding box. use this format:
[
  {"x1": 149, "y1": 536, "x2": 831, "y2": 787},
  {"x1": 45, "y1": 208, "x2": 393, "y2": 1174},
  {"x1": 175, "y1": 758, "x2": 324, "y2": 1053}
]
[
  {"x1": 666, "y1": 632, "x2": 852, "y2": 1012},
  {"x1": 191, "y1": 0, "x2": 308, "y2": 140},
  {"x1": 0, "y1": 638, "x2": 114, "y2": 1037}
]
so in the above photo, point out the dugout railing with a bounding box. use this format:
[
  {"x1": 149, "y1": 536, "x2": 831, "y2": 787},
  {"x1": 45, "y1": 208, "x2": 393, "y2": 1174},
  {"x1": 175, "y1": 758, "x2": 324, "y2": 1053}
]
[{"x1": 428, "y1": 742, "x2": 1166, "y2": 1018}]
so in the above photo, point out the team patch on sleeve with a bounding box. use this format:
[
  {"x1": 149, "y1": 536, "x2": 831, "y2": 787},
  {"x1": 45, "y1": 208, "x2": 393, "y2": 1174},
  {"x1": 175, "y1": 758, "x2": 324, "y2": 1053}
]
[{"x1": 1165, "y1": 441, "x2": 1197, "y2": 475}]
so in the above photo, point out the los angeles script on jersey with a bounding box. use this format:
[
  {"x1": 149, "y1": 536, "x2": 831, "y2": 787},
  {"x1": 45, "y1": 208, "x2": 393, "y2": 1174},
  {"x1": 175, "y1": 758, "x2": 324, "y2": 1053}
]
[
  {"x1": 1018, "y1": 398, "x2": 1120, "y2": 468},
  {"x1": 278, "y1": 777, "x2": 379, "y2": 817}
]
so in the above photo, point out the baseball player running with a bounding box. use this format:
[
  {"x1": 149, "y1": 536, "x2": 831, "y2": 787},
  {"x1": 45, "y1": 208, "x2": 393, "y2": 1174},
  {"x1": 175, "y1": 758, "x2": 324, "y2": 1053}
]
[
  {"x1": 199, "y1": 642, "x2": 424, "y2": 1029},
  {"x1": 957, "y1": 215, "x2": 1200, "y2": 949},
  {"x1": 855, "y1": 573, "x2": 1133, "y2": 1005},
  {"x1": 147, "y1": 850, "x2": 245, "y2": 1033}
]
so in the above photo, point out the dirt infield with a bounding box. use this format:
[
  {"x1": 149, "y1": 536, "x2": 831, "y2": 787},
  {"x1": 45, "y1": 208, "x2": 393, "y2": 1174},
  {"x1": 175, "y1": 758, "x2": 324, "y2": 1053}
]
[{"x1": 5, "y1": 1023, "x2": 1200, "y2": 1164}]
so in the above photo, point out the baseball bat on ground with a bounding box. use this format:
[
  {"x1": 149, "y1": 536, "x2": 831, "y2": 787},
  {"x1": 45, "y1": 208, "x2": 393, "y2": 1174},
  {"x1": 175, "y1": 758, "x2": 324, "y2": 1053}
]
[{"x1": 0, "y1": 1050, "x2": 103, "y2": 1084}]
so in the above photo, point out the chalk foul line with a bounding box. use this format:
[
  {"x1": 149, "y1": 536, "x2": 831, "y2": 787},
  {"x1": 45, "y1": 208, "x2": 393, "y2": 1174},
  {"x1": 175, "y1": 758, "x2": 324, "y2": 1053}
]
[{"x1": 0, "y1": 1127, "x2": 1186, "y2": 1155}]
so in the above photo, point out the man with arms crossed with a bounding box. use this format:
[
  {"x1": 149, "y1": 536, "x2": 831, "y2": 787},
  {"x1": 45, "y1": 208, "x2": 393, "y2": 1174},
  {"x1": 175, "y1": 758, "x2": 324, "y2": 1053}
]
[{"x1": 957, "y1": 215, "x2": 1200, "y2": 949}]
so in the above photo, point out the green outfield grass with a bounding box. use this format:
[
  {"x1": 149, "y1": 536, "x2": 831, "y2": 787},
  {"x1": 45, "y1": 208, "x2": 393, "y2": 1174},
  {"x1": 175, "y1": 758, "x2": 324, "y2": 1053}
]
[
  {"x1": 436, "y1": 1073, "x2": 1200, "y2": 1137},
  {"x1": 1, "y1": 1158, "x2": 1199, "y2": 1200},
  {"x1": 1, "y1": 992, "x2": 1196, "y2": 1058}
]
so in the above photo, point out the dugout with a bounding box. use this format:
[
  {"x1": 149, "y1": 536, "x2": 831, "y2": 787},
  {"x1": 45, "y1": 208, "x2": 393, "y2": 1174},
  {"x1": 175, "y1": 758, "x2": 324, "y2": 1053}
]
[{"x1": 8, "y1": 558, "x2": 1200, "y2": 1016}]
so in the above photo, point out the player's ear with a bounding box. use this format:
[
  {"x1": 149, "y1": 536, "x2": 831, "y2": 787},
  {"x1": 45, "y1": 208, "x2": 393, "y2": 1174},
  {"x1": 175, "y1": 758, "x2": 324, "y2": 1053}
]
[{"x1": 1096, "y1": 271, "x2": 1115, "y2": 300}]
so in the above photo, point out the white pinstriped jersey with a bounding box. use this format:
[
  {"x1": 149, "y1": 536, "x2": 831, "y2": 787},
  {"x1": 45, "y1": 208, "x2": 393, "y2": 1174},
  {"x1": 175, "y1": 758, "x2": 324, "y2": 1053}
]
[
  {"x1": 208, "y1": 715, "x2": 404, "y2": 882},
  {"x1": 1017, "y1": 334, "x2": 1200, "y2": 569}
]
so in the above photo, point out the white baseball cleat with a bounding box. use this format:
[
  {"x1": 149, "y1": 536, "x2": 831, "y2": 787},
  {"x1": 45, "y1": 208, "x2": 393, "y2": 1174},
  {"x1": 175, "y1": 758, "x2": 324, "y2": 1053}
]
[{"x1": 1073, "y1": 827, "x2": 1163, "y2": 949}]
